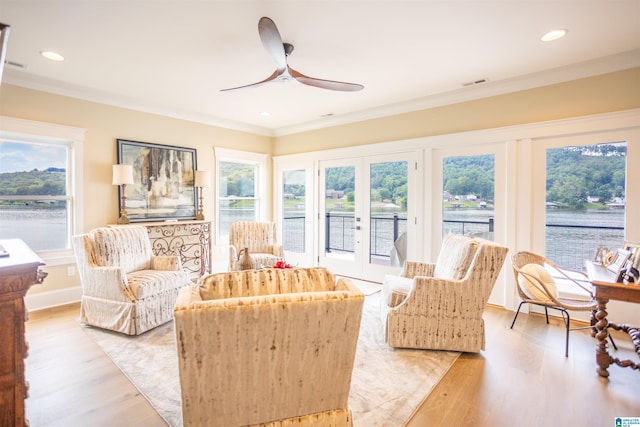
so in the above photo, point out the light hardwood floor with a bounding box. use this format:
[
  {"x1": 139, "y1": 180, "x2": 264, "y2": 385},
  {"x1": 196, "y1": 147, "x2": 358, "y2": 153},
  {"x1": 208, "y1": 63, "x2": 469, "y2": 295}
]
[{"x1": 25, "y1": 302, "x2": 639, "y2": 427}]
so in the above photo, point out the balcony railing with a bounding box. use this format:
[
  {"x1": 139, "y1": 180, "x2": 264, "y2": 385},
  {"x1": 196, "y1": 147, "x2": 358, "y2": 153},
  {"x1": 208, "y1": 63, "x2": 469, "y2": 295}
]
[{"x1": 283, "y1": 214, "x2": 625, "y2": 271}]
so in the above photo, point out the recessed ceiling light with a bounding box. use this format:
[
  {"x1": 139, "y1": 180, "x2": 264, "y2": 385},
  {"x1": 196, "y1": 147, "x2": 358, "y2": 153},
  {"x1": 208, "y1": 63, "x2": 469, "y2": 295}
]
[
  {"x1": 40, "y1": 50, "x2": 64, "y2": 61},
  {"x1": 541, "y1": 29, "x2": 568, "y2": 42},
  {"x1": 260, "y1": 111, "x2": 271, "y2": 116}
]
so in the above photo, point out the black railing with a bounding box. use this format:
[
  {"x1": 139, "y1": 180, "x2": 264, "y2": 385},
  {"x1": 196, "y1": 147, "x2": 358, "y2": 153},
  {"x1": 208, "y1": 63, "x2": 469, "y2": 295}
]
[
  {"x1": 443, "y1": 218, "x2": 494, "y2": 236},
  {"x1": 323, "y1": 213, "x2": 407, "y2": 256},
  {"x1": 545, "y1": 223, "x2": 624, "y2": 270},
  {"x1": 283, "y1": 214, "x2": 625, "y2": 269}
]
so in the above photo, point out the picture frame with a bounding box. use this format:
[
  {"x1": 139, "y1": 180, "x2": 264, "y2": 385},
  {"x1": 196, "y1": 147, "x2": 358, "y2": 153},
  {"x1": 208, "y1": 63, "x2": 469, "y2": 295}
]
[
  {"x1": 606, "y1": 248, "x2": 632, "y2": 282},
  {"x1": 623, "y1": 241, "x2": 640, "y2": 270},
  {"x1": 117, "y1": 139, "x2": 198, "y2": 222},
  {"x1": 593, "y1": 246, "x2": 609, "y2": 264}
]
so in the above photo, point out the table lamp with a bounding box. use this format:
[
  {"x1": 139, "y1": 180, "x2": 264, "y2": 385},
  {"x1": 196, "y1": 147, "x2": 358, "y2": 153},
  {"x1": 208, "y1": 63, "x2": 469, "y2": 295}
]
[
  {"x1": 194, "y1": 170, "x2": 211, "y2": 220},
  {"x1": 112, "y1": 164, "x2": 134, "y2": 224}
]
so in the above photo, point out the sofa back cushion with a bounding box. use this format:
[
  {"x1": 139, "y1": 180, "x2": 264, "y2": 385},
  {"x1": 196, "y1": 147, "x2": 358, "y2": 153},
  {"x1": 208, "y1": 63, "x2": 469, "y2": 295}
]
[
  {"x1": 199, "y1": 267, "x2": 336, "y2": 300},
  {"x1": 90, "y1": 226, "x2": 152, "y2": 274},
  {"x1": 433, "y1": 234, "x2": 479, "y2": 280}
]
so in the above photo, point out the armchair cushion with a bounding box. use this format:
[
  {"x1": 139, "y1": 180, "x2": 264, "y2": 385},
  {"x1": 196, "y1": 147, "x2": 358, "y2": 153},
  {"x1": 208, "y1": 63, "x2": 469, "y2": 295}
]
[
  {"x1": 518, "y1": 263, "x2": 557, "y2": 303},
  {"x1": 90, "y1": 227, "x2": 153, "y2": 273}
]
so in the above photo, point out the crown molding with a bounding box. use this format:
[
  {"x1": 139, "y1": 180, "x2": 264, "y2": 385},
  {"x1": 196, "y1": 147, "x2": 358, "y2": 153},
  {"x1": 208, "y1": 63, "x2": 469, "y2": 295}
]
[{"x1": 4, "y1": 49, "x2": 639, "y2": 138}]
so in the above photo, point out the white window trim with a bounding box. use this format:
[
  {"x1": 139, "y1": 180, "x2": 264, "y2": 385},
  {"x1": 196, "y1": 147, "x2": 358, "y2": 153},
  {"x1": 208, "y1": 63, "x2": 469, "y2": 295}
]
[{"x1": 0, "y1": 116, "x2": 85, "y2": 266}]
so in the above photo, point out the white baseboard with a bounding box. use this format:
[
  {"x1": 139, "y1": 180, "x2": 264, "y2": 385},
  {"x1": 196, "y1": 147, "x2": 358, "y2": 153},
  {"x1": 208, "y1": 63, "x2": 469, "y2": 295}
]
[{"x1": 26, "y1": 286, "x2": 82, "y2": 312}]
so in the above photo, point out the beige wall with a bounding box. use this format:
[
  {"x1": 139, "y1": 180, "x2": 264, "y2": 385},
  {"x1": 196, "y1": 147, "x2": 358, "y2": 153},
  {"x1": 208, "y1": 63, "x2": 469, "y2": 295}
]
[
  {"x1": 1, "y1": 67, "x2": 638, "y2": 306},
  {"x1": 273, "y1": 68, "x2": 640, "y2": 154},
  {"x1": 0, "y1": 84, "x2": 272, "y2": 299}
]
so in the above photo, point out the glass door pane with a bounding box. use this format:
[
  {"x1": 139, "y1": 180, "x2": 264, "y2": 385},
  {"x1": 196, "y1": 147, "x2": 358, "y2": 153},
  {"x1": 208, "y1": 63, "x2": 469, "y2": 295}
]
[
  {"x1": 442, "y1": 154, "x2": 495, "y2": 240},
  {"x1": 281, "y1": 169, "x2": 306, "y2": 253},
  {"x1": 324, "y1": 165, "x2": 356, "y2": 260},
  {"x1": 369, "y1": 160, "x2": 408, "y2": 268}
]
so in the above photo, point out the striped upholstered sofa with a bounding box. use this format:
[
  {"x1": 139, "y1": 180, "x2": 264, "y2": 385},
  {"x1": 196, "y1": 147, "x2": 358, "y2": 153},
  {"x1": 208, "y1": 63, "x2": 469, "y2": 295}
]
[{"x1": 174, "y1": 267, "x2": 364, "y2": 427}]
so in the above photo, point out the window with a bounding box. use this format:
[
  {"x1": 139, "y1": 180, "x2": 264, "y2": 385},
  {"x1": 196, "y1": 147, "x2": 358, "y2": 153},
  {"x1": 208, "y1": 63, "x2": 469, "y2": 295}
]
[
  {"x1": 442, "y1": 154, "x2": 495, "y2": 239},
  {"x1": 215, "y1": 148, "x2": 266, "y2": 244},
  {"x1": 0, "y1": 116, "x2": 84, "y2": 264},
  {"x1": 545, "y1": 142, "x2": 626, "y2": 269}
]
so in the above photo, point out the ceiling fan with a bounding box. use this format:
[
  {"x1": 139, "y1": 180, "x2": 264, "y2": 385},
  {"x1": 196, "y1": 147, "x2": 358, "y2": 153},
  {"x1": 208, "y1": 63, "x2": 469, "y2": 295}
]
[{"x1": 221, "y1": 17, "x2": 364, "y2": 92}]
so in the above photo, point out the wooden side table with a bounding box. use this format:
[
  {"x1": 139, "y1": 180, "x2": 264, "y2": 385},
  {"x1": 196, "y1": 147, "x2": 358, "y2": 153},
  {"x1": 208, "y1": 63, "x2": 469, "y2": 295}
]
[
  {"x1": 586, "y1": 261, "x2": 640, "y2": 377},
  {"x1": 0, "y1": 239, "x2": 47, "y2": 426}
]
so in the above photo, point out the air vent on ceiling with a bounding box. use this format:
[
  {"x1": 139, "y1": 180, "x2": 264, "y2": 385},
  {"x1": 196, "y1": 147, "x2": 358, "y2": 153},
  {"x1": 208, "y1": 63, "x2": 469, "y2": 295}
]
[
  {"x1": 462, "y1": 78, "x2": 487, "y2": 87},
  {"x1": 4, "y1": 60, "x2": 26, "y2": 69},
  {"x1": 320, "y1": 113, "x2": 334, "y2": 118}
]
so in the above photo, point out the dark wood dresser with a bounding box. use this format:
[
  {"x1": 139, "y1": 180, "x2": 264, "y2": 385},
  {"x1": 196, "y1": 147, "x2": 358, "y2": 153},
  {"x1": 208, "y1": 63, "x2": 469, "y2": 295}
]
[{"x1": 0, "y1": 239, "x2": 47, "y2": 426}]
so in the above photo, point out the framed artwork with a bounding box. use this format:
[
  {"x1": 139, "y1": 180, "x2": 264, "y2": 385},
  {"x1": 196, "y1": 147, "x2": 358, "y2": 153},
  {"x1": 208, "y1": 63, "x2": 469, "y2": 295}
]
[
  {"x1": 117, "y1": 139, "x2": 197, "y2": 222},
  {"x1": 606, "y1": 248, "x2": 632, "y2": 282}
]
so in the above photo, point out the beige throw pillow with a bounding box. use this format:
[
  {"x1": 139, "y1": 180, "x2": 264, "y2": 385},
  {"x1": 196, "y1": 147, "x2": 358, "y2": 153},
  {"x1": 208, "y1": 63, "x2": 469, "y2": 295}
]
[{"x1": 518, "y1": 263, "x2": 557, "y2": 303}]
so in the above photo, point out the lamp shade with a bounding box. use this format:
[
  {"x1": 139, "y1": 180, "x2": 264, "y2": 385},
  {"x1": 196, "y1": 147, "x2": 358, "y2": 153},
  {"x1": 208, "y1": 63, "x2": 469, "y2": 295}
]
[
  {"x1": 194, "y1": 170, "x2": 211, "y2": 188},
  {"x1": 112, "y1": 164, "x2": 134, "y2": 185}
]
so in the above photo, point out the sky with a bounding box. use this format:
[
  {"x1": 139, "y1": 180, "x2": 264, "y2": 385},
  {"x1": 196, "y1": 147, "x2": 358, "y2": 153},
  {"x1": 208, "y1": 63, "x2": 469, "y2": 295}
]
[{"x1": 0, "y1": 141, "x2": 67, "y2": 173}]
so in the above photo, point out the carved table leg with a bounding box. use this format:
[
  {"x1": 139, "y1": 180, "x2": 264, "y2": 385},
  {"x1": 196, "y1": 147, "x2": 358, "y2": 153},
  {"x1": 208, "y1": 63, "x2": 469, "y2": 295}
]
[{"x1": 594, "y1": 298, "x2": 612, "y2": 378}]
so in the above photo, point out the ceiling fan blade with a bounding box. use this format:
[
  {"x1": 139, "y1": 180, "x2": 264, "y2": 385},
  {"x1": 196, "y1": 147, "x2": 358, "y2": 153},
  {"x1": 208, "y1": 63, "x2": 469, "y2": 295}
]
[
  {"x1": 258, "y1": 17, "x2": 287, "y2": 72},
  {"x1": 289, "y1": 67, "x2": 364, "y2": 92},
  {"x1": 220, "y1": 69, "x2": 282, "y2": 92}
]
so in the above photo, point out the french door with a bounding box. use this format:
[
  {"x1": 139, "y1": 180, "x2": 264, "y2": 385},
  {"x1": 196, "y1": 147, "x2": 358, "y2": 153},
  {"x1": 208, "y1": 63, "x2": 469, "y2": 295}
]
[{"x1": 318, "y1": 152, "x2": 416, "y2": 282}]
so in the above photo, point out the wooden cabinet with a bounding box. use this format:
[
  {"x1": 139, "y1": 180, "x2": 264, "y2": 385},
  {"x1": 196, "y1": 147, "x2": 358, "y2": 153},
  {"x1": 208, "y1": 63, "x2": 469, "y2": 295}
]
[{"x1": 0, "y1": 239, "x2": 47, "y2": 427}]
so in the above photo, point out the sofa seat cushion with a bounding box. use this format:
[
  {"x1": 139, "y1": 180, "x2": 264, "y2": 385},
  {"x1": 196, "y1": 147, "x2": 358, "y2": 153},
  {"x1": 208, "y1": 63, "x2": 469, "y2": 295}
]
[
  {"x1": 433, "y1": 234, "x2": 479, "y2": 280},
  {"x1": 127, "y1": 269, "x2": 190, "y2": 299}
]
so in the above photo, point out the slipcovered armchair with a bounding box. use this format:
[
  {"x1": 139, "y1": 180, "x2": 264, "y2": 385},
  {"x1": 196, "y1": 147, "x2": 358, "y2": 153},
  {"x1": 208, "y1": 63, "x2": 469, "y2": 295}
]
[
  {"x1": 174, "y1": 267, "x2": 364, "y2": 427},
  {"x1": 228, "y1": 221, "x2": 284, "y2": 270},
  {"x1": 72, "y1": 226, "x2": 193, "y2": 335},
  {"x1": 381, "y1": 233, "x2": 508, "y2": 352}
]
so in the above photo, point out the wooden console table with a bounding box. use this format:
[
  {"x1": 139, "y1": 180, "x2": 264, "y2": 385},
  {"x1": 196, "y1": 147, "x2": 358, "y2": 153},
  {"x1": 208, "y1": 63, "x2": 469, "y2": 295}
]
[
  {"x1": 585, "y1": 261, "x2": 640, "y2": 378},
  {"x1": 0, "y1": 239, "x2": 47, "y2": 426},
  {"x1": 110, "y1": 220, "x2": 211, "y2": 279}
]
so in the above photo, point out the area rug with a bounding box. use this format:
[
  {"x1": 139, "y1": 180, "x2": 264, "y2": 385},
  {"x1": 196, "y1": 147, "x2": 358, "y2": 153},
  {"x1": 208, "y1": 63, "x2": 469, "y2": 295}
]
[{"x1": 84, "y1": 282, "x2": 460, "y2": 426}]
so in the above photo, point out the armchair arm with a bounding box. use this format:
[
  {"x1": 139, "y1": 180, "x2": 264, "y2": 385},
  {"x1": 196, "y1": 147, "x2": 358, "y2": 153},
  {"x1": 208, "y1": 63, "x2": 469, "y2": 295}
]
[
  {"x1": 151, "y1": 255, "x2": 182, "y2": 271},
  {"x1": 229, "y1": 245, "x2": 239, "y2": 269},
  {"x1": 392, "y1": 276, "x2": 485, "y2": 317},
  {"x1": 82, "y1": 266, "x2": 135, "y2": 302},
  {"x1": 272, "y1": 244, "x2": 284, "y2": 258},
  {"x1": 402, "y1": 261, "x2": 436, "y2": 279}
]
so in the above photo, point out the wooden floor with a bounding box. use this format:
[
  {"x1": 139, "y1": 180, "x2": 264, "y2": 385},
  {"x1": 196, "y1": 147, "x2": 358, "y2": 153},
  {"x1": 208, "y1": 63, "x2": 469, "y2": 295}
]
[{"x1": 25, "y1": 302, "x2": 639, "y2": 427}]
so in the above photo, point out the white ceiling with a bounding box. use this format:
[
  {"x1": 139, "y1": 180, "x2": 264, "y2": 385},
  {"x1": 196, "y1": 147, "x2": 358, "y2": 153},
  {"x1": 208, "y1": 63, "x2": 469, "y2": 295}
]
[{"x1": 1, "y1": 1, "x2": 639, "y2": 136}]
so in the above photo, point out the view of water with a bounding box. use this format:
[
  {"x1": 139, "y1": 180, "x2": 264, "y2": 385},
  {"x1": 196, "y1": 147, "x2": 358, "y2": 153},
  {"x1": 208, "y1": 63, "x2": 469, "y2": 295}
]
[
  {"x1": 0, "y1": 206, "x2": 68, "y2": 250},
  {"x1": 1, "y1": 206, "x2": 625, "y2": 272}
]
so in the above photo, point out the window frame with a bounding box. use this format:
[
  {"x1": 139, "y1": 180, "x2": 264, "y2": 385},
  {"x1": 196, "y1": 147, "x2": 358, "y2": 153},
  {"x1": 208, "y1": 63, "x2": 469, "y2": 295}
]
[
  {"x1": 214, "y1": 147, "x2": 267, "y2": 244},
  {"x1": 0, "y1": 116, "x2": 85, "y2": 266}
]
